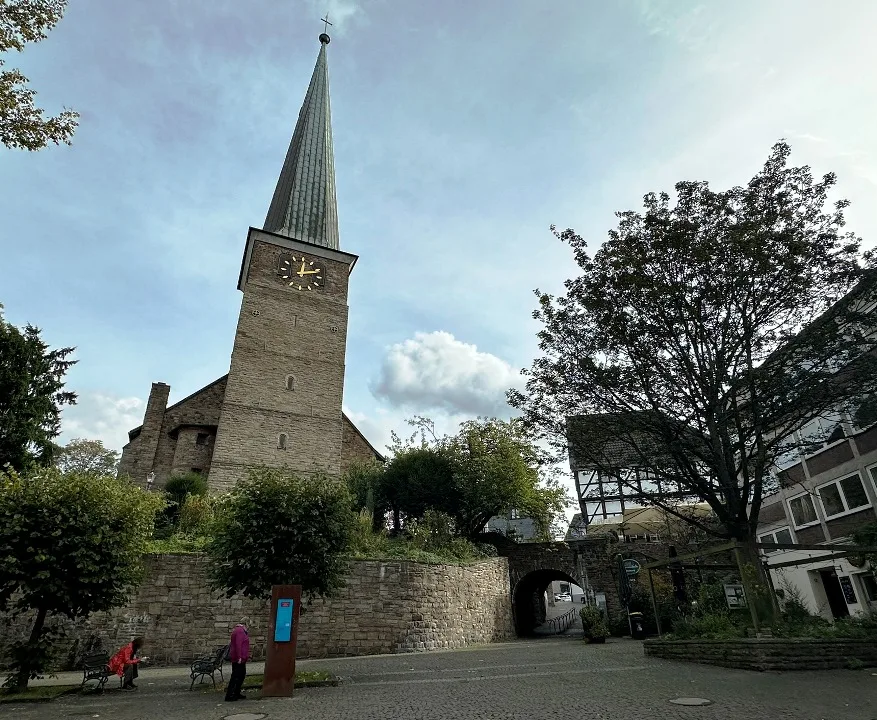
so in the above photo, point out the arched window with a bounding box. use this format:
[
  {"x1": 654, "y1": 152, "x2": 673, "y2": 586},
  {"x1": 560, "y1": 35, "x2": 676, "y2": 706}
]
[
  {"x1": 277, "y1": 433, "x2": 288, "y2": 450},
  {"x1": 285, "y1": 374, "x2": 296, "y2": 391}
]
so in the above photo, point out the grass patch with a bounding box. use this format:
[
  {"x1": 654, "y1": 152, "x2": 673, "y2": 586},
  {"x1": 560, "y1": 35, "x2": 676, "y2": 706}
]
[
  {"x1": 0, "y1": 685, "x2": 80, "y2": 704},
  {"x1": 243, "y1": 670, "x2": 336, "y2": 689},
  {"x1": 145, "y1": 533, "x2": 208, "y2": 554}
]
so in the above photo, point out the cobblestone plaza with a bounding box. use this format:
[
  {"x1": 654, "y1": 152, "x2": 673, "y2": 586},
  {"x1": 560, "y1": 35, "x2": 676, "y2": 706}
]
[{"x1": 4, "y1": 638, "x2": 874, "y2": 720}]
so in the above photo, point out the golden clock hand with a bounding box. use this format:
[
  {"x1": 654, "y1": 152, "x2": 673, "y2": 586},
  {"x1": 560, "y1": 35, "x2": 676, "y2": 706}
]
[
  {"x1": 300, "y1": 268, "x2": 320, "y2": 275},
  {"x1": 298, "y1": 260, "x2": 307, "y2": 277}
]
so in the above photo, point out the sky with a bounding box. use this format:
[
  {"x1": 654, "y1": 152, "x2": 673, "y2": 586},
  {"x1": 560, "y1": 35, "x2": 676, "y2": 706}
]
[{"x1": 2, "y1": 0, "x2": 877, "y2": 517}]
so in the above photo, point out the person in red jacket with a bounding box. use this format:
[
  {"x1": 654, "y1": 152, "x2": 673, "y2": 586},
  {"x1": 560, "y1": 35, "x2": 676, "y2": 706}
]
[
  {"x1": 108, "y1": 637, "x2": 148, "y2": 690},
  {"x1": 225, "y1": 618, "x2": 251, "y2": 702}
]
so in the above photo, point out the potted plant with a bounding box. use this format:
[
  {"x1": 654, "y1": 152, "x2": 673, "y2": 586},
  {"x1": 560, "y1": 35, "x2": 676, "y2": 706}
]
[{"x1": 580, "y1": 606, "x2": 609, "y2": 644}]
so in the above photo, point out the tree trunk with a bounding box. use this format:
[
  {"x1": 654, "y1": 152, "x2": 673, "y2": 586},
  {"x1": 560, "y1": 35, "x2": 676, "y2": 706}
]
[
  {"x1": 15, "y1": 606, "x2": 48, "y2": 691},
  {"x1": 734, "y1": 536, "x2": 778, "y2": 628}
]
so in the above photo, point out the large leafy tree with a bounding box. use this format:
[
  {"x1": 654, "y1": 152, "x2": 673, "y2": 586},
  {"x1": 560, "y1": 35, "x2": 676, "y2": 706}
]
[
  {"x1": 1, "y1": 0, "x2": 78, "y2": 150},
  {"x1": 0, "y1": 303, "x2": 76, "y2": 471},
  {"x1": 509, "y1": 141, "x2": 877, "y2": 554},
  {"x1": 0, "y1": 468, "x2": 162, "y2": 690},
  {"x1": 54, "y1": 437, "x2": 119, "y2": 476},
  {"x1": 366, "y1": 416, "x2": 567, "y2": 541},
  {"x1": 208, "y1": 468, "x2": 355, "y2": 602}
]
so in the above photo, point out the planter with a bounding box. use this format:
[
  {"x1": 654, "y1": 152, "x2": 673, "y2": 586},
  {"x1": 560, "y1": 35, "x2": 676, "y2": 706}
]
[{"x1": 643, "y1": 637, "x2": 877, "y2": 671}]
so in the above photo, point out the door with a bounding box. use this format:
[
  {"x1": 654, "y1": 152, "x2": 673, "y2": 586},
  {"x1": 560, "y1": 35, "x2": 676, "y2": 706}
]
[{"x1": 819, "y1": 569, "x2": 850, "y2": 619}]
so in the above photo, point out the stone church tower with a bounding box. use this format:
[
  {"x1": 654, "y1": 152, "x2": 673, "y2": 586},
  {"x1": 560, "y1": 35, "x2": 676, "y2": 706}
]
[{"x1": 118, "y1": 33, "x2": 382, "y2": 491}]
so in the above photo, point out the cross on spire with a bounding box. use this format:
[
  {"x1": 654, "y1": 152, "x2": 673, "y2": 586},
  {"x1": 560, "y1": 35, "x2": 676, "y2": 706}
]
[{"x1": 320, "y1": 13, "x2": 333, "y2": 33}]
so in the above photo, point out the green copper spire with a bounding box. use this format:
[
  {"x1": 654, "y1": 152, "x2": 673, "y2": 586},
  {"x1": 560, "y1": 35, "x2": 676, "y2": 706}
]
[{"x1": 263, "y1": 33, "x2": 339, "y2": 250}]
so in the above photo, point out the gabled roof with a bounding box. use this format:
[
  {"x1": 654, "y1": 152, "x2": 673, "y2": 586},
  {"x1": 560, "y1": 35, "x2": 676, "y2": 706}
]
[
  {"x1": 342, "y1": 412, "x2": 385, "y2": 463},
  {"x1": 126, "y1": 375, "x2": 228, "y2": 442},
  {"x1": 263, "y1": 34, "x2": 339, "y2": 250}
]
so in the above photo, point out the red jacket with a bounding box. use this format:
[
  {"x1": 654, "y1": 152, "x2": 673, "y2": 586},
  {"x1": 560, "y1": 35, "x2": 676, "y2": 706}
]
[
  {"x1": 108, "y1": 643, "x2": 140, "y2": 677},
  {"x1": 229, "y1": 624, "x2": 250, "y2": 664}
]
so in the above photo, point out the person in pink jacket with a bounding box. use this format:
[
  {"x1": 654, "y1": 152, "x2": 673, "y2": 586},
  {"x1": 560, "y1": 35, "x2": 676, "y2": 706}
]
[{"x1": 225, "y1": 617, "x2": 251, "y2": 702}]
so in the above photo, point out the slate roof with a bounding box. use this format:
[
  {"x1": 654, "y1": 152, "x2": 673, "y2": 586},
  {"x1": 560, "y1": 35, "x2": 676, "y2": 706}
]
[{"x1": 263, "y1": 35, "x2": 339, "y2": 250}]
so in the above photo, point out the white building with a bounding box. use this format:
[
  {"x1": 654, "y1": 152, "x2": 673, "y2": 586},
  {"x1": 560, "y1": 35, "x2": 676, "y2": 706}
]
[
  {"x1": 756, "y1": 275, "x2": 877, "y2": 619},
  {"x1": 757, "y1": 422, "x2": 877, "y2": 618}
]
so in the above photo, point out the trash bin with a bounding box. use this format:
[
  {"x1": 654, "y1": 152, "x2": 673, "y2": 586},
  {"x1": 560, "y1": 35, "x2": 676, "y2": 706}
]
[{"x1": 629, "y1": 611, "x2": 645, "y2": 640}]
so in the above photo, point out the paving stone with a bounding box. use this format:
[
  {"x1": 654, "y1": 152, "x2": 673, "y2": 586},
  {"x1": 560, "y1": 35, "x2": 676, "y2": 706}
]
[{"x1": 4, "y1": 639, "x2": 875, "y2": 720}]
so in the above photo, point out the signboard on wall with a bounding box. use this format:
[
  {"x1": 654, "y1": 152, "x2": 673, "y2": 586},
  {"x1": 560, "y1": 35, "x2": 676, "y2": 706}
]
[
  {"x1": 622, "y1": 559, "x2": 641, "y2": 577},
  {"x1": 724, "y1": 583, "x2": 747, "y2": 609},
  {"x1": 838, "y1": 576, "x2": 858, "y2": 605}
]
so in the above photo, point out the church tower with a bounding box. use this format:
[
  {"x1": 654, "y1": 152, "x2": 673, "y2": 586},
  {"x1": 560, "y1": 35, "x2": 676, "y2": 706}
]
[{"x1": 208, "y1": 32, "x2": 356, "y2": 492}]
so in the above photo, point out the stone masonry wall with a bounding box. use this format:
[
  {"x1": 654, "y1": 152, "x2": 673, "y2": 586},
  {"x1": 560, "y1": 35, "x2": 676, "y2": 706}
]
[
  {"x1": 341, "y1": 413, "x2": 383, "y2": 471},
  {"x1": 118, "y1": 377, "x2": 227, "y2": 489},
  {"x1": 210, "y1": 237, "x2": 352, "y2": 492},
  {"x1": 644, "y1": 637, "x2": 877, "y2": 671},
  {"x1": 1, "y1": 555, "x2": 513, "y2": 667}
]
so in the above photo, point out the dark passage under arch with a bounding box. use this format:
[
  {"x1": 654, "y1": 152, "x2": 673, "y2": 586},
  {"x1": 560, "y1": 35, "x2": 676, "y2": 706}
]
[{"x1": 512, "y1": 569, "x2": 581, "y2": 636}]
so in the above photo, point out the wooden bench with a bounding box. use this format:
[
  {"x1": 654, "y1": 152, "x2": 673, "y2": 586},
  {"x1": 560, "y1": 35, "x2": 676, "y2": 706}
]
[{"x1": 189, "y1": 645, "x2": 228, "y2": 690}]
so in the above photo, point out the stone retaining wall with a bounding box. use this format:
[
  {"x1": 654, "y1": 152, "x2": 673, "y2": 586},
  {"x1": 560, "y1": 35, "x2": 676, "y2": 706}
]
[
  {"x1": 643, "y1": 637, "x2": 877, "y2": 671},
  {"x1": 1, "y1": 554, "x2": 514, "y2": 666}
]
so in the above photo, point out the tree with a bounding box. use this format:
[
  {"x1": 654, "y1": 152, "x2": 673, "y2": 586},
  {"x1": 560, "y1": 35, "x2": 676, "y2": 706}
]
[
  {"x1": 448, "y1": 418, "x2": 567, "y2": 540},
  {"x1": 0, "y1": 467, "x2": 162, "y2": 690},
  {"x1": 377, "y1": 416, "x2": 568, "y2": 541},
  {"x1": 509, "y1": 141, "x2": 877, "y2": 558},
  {"x1": 54, "y1": 437, "x2": 119, "y2": 476},
  {"x1": 157, "y1": 471, "x2": 208, "y2": 531},
  {"x1": 0, "y1": 303, "x2": 76, "y2": 471},
  {"x1": 343, "y1": 459, "x2": 388, "y2": 531},
  {"x1": 163, "y1": 471, "x2": 207, "y2": 506},
  {"x1": 1, "y1": 0, "x2": 78, "y2": 150},
  {"x1": 380, "y1": 446, "x2": 461, "y2": 533},
  {"x1": 207, "y1": 468, "x2": 355, "y2": 602}
]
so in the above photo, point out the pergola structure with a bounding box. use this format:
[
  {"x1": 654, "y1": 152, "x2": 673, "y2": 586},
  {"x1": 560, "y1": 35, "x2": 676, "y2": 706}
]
[{"x1": 641, "y1": 540, "x2": 877, "y2": 635}]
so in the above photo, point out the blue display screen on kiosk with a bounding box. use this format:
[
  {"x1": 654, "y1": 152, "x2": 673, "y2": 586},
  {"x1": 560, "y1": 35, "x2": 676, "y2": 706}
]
[{"x1": 274, "y1": 598, "x2": 294, "y2": 642}]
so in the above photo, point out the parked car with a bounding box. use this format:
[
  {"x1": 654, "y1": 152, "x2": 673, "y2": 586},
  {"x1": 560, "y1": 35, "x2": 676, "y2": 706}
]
[{"x1": 555, "y1": 593, "x2": 572, "y2": 602}]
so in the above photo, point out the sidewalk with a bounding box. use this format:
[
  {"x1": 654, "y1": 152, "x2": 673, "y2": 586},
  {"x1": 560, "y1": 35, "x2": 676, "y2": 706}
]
[{"x1": 30, "y1": 661, "x2": 268, "y2": 688}]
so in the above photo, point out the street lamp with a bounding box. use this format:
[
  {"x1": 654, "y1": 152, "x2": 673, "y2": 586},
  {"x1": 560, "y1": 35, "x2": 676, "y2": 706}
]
[{"x1": 146, "y1": 472, "x2": 155, "y2": 492}]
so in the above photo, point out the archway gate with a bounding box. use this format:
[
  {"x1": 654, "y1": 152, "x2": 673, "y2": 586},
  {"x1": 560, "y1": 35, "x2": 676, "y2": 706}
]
[{"x1": 500, "y1": 539, "x2": 672, "y2": 635}]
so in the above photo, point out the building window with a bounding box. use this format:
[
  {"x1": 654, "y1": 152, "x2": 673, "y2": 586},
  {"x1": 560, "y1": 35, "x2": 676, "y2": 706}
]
[
  {"x1": 758, "y1": 527, "x2": 794, "y2": 552},
  {"x1": 285, "y1": 375, "x2": 296, "y2": 391},
  {"x1": 196, "y1": 432, "x2": 209, "y2": 446},
  {"x1": 816, "y1": 473, "x2": 870, "y2": 519},
  {"x1": 277, "y1": 433, "x2": 288, "y2": 450},
  {"x1": 788, "y1": 494, "x2": 819, "y2": 528},
  {"x1": 860, "y1": 573, "x2": 877, "y2": 603},
  {"x1": 510, "y1": 509, "x2": 519, "y2": 519},
  {"x1": 191, "y1": 467, "x2": 203, "y2": 475}
]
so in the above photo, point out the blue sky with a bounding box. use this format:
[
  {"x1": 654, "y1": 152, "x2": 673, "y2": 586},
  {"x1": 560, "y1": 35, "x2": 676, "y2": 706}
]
[{"x1": 2, "y1": 0, "x2": 876, "y2": 509}]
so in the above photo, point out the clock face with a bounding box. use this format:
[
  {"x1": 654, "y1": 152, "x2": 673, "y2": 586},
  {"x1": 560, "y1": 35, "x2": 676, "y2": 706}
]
[{"x1": 279, "y1": 255, "x2": 323, "y2": 291}]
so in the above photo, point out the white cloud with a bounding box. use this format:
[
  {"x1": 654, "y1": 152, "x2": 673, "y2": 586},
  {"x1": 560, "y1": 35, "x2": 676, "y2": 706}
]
[
  {"x1": 60, "y1": 393, "x2": 145, "y2": 453},
  {"x1": 370, "y1": 331, "x2": 522, "y2": 417}
]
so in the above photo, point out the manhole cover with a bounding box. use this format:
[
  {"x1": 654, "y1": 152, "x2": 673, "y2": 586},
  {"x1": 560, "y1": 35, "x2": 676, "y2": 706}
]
[
  {"x1": 670, "y1": 697, "x2": 712, "y2": 706},
  {"x1": 223, "y1": 714, "x2": 267, "y2": 720}
]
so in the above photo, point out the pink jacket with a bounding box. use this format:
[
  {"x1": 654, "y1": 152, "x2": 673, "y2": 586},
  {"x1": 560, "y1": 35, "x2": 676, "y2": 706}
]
[{"x1": 229, "y1": 624, "x2": 250, "y2": 663}]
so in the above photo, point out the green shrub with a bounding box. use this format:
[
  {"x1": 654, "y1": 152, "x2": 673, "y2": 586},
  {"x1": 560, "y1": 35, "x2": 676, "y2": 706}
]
[
  {"x1": 178, "y1": 493, "x2": 214, "y2": 535},
  {"x1": 348, "y1": 508, "x2": 492, "y2": 565},
  {"x1": 778, "y1": 581, "x2": 812, "y2": 621},
  {"x1": 668, "y1": 612, "x2": 747, "y2": 640},
  {"x1": 580, "y1": 606, "x2": 609, "y2": 641},
  {"x1": 0, "y1": 469, "x2": 163, "y2": 689},
  {"x1": 158, "y1": 472, "x2": 208, "y2": 530},
  {"x1": 207, "y1": 468, "x2": 355, "y2": 601}
]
